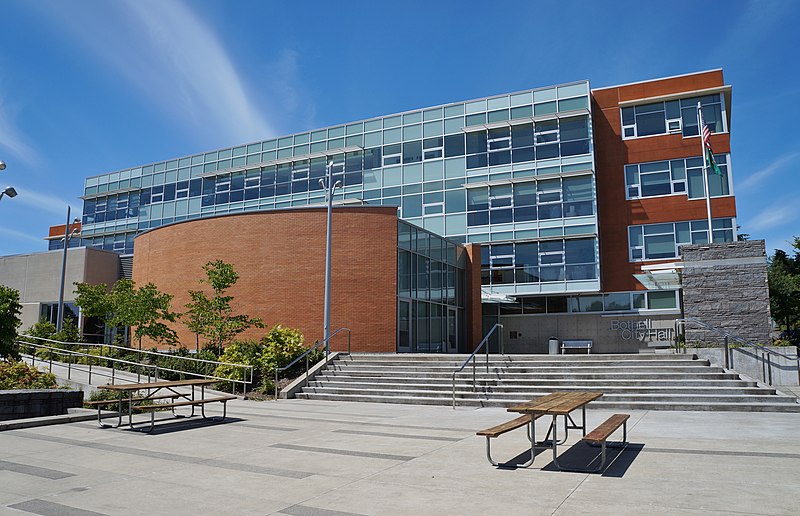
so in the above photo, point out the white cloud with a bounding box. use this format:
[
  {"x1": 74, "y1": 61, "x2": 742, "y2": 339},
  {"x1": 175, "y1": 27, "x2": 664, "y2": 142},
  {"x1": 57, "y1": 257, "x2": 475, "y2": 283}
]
[
  {"x1": 748, "y1": 203, "x2": 797, "y2": 231},
  {"x1": 9, "y1": 186, "x2": 72, "y2": 218},
  {"x1": 36, "y1": 0, "x2": 274, "y2": 143},
  {"x1": 0, "y1": 226, "x2": 44, "y2": 245},
  {"x1": 739, "y1": 152, "x2": 799, "y2": 189},
  {"x1": 0, "y1": 91, "x2": 41, "y2": 166}
]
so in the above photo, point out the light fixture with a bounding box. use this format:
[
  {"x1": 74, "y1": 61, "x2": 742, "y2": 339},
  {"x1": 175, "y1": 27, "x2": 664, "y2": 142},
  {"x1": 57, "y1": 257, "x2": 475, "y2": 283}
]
[
  {"x1": 0, "y1": 160, "x2": 6, "y2": 170},
  {"x1": 0, "y1": 186, "x2": 17, "y2": 200}
]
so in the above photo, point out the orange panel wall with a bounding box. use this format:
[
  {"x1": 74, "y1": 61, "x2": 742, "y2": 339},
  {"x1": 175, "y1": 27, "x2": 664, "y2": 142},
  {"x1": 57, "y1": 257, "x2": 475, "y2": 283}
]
[
  {"x1": 592, "y1": 71, "x2": 736, "y2": 292},
  {"x1": 132, "y1": 206, "x2": 398, "y2": 352}
]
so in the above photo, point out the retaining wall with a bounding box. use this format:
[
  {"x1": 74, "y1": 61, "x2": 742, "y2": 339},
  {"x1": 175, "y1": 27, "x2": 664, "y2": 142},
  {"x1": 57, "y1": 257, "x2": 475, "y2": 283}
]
[{"x1": 0, "y1": 389, "x2": 84, "y2": 421}]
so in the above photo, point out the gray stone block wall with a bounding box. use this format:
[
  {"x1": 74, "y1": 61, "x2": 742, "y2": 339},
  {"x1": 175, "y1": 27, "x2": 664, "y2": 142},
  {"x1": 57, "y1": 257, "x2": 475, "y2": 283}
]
[
  {"x1": 0, "y1": 390, "x2": 84, "y2": 421},
  {"x1": 681, "y1": 240, "x2": 771, "y2": 346}
]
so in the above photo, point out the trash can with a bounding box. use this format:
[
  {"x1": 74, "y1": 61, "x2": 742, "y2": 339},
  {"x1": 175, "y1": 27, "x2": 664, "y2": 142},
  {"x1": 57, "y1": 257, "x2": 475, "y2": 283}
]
[{"x1": 548, "y1": 337, "x2": 559, "y2": 355}]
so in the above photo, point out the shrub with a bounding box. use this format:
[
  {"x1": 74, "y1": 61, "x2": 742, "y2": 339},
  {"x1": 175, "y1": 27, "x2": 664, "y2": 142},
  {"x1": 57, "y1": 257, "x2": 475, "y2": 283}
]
[
  {"x1": 84, "y1": 387, "x2": 156, "y2": 409},
  {"x1": 213, "y1": 325, "x2": 324, "y2": 394},
  {"x1": 0, "y1": 361, "x2": 58, "y2": 390}
]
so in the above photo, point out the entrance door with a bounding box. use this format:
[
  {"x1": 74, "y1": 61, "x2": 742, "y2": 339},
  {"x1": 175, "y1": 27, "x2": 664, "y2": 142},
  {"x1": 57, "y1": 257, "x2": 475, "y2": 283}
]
[
  {"x1": 397, "y1": 300, "x2": 412, "y2": 353},
  {"x1": 446, "y1": 307, "x2": 458, "y2": 353}
]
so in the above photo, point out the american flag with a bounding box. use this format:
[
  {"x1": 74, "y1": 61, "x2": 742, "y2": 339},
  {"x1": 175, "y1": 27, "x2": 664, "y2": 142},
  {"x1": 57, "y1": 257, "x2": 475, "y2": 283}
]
[
  {"x1": 698, "y1": 106, "x2": 722, "y2": 176},
  {"x1": 701, "y1": 117, "x2": 713, "y2": 152}
]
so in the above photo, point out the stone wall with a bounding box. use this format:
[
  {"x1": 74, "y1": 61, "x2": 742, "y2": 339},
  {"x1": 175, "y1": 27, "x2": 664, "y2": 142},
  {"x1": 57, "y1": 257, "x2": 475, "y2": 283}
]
[
  {"x1": 0, "y1": 390, "x2": 84, "y2": 421},
  {"x1": 681, "y1": 240, "x2": 771, "y2": 346}
]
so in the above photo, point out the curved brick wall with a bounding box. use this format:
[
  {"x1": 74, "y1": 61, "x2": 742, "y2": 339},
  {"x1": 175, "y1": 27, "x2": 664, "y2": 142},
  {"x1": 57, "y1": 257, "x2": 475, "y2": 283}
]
[{"x1": 132, "y1": 206, "x2": 398, "y2": 352}]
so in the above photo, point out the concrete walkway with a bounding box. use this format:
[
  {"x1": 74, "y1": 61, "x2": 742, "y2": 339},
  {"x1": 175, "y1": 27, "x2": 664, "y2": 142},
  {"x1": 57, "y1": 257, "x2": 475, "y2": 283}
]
[{"x1": 1, "y1": 399, "x2": 799, "y2": 515}]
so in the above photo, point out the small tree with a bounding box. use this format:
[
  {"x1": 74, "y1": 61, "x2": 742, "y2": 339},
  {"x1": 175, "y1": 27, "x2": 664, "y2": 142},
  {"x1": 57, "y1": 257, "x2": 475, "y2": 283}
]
[
  {"x1": 184, "y1": 260, "x2": 263, "y2": 353},
  {"x1": 75, "y1": 279, "x2": 178, "y2": 349},
  {"x1": 128, "y1": 282, "x2": 178, "y2": 349},
  {"x1": 768, "y1": 237, "x2": 800, "y2": 339},
  {"x1": 0, "y1": 285, "x2": 23, "y2": 361}
]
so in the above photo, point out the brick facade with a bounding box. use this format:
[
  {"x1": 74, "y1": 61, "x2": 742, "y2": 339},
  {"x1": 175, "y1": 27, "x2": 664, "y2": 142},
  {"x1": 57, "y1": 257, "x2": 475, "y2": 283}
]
[
  {"x1": 592, "y1": 70, "x2": 737, "y2": 292},
  {"x1": 132, "y1": 206, "x2": 399, "y2": 352}
]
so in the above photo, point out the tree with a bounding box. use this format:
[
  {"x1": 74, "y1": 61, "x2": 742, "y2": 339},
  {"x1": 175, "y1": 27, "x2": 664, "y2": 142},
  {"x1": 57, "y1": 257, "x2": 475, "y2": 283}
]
[
  {"x1": 184, "y1": 260, "x2": 263, "y2": 353},
  {"x1": 768, "y1": 237, "x2": 800, "y2": 341},
  {"x1": 0, "y1": 285, "x2": 23, "y2": 361},
  {"x1": 75, "y1": 279, "x2": 178, "y2": 349}
]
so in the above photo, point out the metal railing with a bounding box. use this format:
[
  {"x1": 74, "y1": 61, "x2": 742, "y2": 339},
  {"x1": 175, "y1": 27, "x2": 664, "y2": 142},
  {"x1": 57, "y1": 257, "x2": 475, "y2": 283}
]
[
  {"x1": 452, "y1": 323, "x2": 503, "y2": 409},
  {"x1": 674, "y1": 318, "x2": 800, "y2": 385},
  {"x1": 17, "y1": 337, "x2": 254, "y2": 394},
  {"x1": 274, "y1": 327, "x2": 351, "y2": 400}
]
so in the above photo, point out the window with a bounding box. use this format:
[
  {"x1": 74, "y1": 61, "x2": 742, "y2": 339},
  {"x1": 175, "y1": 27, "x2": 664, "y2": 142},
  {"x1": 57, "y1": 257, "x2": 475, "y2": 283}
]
[
  {"x1": 626, "y1": 155, "x2": 730, "y2": 200},
  {"x1": 466, "y1": 175, "x2": 594, "y2": 227},
  {"x1": 621, "y1": 93, "x2": 726, "y2": 139},
  {"x1": 628, "y1": 218, "x2": 735, "y2": 261},
  {"x1": 687, "y1": 154, "x2": 731, "y2": 199},
  {"x1": 383, "y1": 144, "x2": 402, "y2": 166},
  {"x1": 481, "y1": 238, "x2": 597, "y2": 286},
  {"x1": 423, "y1": 137, "x2": 444, "y2": 160},
  {"x1": 465, "y1": 115, "x2": 591, "y2": 169}
]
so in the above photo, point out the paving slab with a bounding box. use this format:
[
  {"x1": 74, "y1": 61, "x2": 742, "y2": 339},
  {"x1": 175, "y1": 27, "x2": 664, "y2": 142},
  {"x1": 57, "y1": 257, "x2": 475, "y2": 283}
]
[{"x1": 1, "y1": 398, "x2": 798, "y2": 515}]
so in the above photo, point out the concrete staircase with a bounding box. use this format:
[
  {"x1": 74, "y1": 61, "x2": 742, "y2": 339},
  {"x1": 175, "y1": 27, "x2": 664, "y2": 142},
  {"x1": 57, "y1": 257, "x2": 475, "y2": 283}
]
[{"x1": 295, "y1": 353, "x2": 800, "y2": 412}]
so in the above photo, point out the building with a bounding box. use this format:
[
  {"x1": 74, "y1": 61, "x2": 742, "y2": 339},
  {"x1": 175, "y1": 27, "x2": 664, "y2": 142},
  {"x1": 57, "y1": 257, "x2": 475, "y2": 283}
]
[{"x1": 38, "y1": 69, "x2": 752, "y2": 352}]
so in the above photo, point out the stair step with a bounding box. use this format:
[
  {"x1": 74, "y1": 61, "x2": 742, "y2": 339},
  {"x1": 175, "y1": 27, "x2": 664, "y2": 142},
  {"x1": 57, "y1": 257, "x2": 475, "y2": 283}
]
[
  {"x1": 298, "y1": 353, "x2": 799, "y2": 413},
  {"x1": 295, "y1": 392, "x2": 800, "y2": 412}
]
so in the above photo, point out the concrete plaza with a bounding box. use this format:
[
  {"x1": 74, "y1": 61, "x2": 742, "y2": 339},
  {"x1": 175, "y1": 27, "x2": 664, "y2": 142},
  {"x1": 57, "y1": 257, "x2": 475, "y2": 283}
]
[{"x1": 1, "y1": 399, "x2": 798, "y2": 515}]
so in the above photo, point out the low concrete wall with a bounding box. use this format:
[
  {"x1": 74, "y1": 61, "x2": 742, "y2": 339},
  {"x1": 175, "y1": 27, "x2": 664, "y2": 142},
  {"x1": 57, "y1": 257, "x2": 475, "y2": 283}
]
[
  {"x1": 692, "y1": 346, "x2": 800, "y2": 386},
  {"x1": 0, "y1": 389, "x2": 84, "y2": 421}
]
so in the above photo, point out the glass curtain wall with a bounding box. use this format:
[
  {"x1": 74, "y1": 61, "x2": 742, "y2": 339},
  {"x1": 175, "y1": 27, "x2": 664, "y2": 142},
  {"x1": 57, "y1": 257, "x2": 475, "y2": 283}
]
[{"x1": 397, "y1": 221, "x2": 466, "y2": 352}]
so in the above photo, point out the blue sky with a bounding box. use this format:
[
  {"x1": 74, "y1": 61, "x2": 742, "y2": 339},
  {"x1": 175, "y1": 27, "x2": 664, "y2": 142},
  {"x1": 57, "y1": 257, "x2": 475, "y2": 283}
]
[{"x1": 0, "y1": 0, "x2": 798, "y2": 256}]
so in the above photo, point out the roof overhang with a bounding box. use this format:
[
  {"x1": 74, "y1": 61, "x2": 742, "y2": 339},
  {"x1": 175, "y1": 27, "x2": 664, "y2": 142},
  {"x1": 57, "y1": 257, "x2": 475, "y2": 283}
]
[{"x1": 634, "y1": 262, "x2": 683, "y2": 290}]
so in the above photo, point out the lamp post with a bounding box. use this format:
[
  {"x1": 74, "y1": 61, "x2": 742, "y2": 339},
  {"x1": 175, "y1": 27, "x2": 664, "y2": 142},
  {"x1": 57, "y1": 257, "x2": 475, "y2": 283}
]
[
  {"x1": 56, "y1": 206, "x2": 81, "y2": 332},
  {"x1": 319, "y1": 160, "x2": 341, "y2": 351},
  {"x1": 0, "y1": 186, "x2": 17, "y2": 201}
]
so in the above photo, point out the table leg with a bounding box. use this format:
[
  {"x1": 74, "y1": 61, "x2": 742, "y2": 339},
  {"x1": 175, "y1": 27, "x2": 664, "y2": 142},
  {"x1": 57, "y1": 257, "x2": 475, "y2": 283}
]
[{"x1": 551, "y1": 414, "x2": 558, "y2": 465}]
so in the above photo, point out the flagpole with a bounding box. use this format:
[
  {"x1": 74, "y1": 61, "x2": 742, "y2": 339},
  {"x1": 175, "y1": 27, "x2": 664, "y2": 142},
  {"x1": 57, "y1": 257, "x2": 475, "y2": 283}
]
[{"x1": 697, "y1": 102, "x2": 714, "y2": 243}]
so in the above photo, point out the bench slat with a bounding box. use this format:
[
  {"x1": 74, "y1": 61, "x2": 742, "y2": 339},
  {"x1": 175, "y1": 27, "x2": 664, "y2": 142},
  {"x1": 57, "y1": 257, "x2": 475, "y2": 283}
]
[
  {"x1": 132, "y1": 395, "x2": 237, "y2": 411},
  {"x1": 85, "y1": 394, "x2": 180, "y2": 406},
  {"x1": 477, "y1": 414, "x2": 538, "y2": 438},
  {"x1": 583, "y1": 413, "x2": 629, "y2": 442}
]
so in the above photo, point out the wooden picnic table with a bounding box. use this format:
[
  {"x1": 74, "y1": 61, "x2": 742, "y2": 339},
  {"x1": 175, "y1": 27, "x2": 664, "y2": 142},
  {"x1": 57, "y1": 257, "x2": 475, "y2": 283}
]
[
  {"x1": 507, "y1": 391, "x2": 603, "y2": 469},
  {"x1": 95, "y1": 378, "x2": 235, "y2": 432}
]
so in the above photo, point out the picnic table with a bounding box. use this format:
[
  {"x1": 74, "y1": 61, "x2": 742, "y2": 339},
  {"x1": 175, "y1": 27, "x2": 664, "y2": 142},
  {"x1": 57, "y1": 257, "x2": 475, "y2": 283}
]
[
  {"x1": 508, "y1": 391, "x2": 603, "y2": 465},
  {"x1": 478, "y1": 391, "x2": 630, "y2": 471},
  {"x1": 93, "y1": 378, "x2": 236, "y2": 432}
]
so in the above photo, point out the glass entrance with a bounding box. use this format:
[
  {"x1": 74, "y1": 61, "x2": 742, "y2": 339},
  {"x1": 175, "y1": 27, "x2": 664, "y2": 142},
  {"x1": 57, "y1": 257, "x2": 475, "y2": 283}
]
[
  {"x1": 446, "y1": 307, "x2": 458, "y2": 353},
  {"x1": 397, "y1": 300, "x2": 411, "y2": 352}
]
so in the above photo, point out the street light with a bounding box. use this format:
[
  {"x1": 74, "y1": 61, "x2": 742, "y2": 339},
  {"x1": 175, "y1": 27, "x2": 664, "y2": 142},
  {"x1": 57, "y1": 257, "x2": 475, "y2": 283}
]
[
  {"x1": 0, "y1": 160, "x2": 6, "y2": 170},
  {"x1": 319, "y1": 160, "x2": 342, "y2": 351},
  {"x1": 0, "y1": 186, "x2": 17, "y2": 200},
  {"x1": 56, "y1": 206, "x2": 81, "y2": 332}
]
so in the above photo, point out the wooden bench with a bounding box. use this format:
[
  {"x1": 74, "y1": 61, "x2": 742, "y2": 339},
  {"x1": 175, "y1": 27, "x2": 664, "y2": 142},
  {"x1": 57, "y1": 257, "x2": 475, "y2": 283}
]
[
  {"x1": 561, "y1": 340, "x2": 592, "y2": 354},
  {"x1": 133, "y1": 395, "x2": 237, "y2": 432},
  {"x1": 574, "y1": 413, "x2": 630, "y2": 473},
  {"x1": 477, "y1": 414, "x2": 543, "y2": 467},
  {"x1": 86, "y1": 393, "x2": 180, "y2": 408}
]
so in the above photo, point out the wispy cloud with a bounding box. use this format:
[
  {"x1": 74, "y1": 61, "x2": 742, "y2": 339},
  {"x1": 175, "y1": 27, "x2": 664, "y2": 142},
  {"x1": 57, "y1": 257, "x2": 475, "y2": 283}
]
[
  {"x1": 0, "y1": 90, "x2": 41, "y2": 166},
  {"x1": 739, "y1": 152, "x2": 800, "y2": 189},
  {"x1": 748, "y1": 202, "x2": 797, "y2": 231},
  {"x1": 9, "y1": 186, "x2": 72, "y2": 218},
  {"x1": 712, "y1": 0, "x2": 795, "y2": 62},
  {"x1": 36, "y1": 0, "x2": 274, "y2": 143},
  {"x1": 0, "y1": 226, "x2": 44, "y2": 245}
]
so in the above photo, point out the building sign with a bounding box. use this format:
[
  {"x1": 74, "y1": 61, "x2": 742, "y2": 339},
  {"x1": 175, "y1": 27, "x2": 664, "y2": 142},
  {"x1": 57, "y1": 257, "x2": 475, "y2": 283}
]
[{"x1": 610, "y1": 318, "x2": 673, "y2": 344}]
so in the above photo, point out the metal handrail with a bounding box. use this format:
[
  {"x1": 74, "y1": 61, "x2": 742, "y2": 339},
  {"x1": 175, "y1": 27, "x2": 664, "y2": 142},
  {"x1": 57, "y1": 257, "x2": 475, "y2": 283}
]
[
  {"x1": 451, "y1": 323, "x2": 503, "y2": 409},
  {"x1": 674, "y1": 318, "x2": 800, "y2": 385},
  {"x1": 21, "y1": 335, "x2": 237, "y2": 369},
  {"x1": 17, "y1": 338, "x2": 254, "y2": 393},
  {"x1": 274, "y1": 327, "x2": 351, "y2": 400}
]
